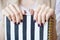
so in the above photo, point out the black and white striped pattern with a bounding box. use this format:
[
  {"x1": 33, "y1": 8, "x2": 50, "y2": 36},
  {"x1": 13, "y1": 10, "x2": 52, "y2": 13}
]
[{"x1": 5, "y1": 15, "x2": 49, "y2": 40}]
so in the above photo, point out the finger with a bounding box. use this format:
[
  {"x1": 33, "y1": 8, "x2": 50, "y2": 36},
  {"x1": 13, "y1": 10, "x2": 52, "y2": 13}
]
[
  {"x1": 34, "y1": 5, "x2": 41, "y2": 21},
  {"x1": 38, "y1": 4, "x2": 46, "y2": 25},
  {"x1": 7, "y1": 14, "x2": 12, "y2": 21},
  {"x1": 2, "y1": 9, "x2": 12, "y2": 21},
  {"x1": 5, "y1": 6, "x2": 16, "y2": 23},
  {"x1": 23, "y1": 10, "x2": 27, "y2": 15},
  {"x1": 8, "y1": 4, "x2": 20, "y2": 23},
  {"x1": 2, "y1": 9, "x2": 8, "y2": 16},
  {"x1": 46, "y1": 9, "x2": 54, "y2": 21},
  {"x1": 29, "y1": 9, "x2": 34, "y2": 15},
  {"x1": 42, "y1": 7, "x2": 49, "y2": 24},
  {"x1": 13, "y1": 4, "x2": 23, "y2": 20}
]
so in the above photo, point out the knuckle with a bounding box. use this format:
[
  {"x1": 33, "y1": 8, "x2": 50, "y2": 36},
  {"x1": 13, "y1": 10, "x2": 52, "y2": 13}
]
[
  {"x1": 8, "y1": 4, "x2": 14, "y2": 9},
  {"x1": 5, "y1": 7, "x2": 8, "y2": 10},
  {"x1": 13, "y1": 4, "x2": 18, "y2": 9},
  {"x1": 11, "y1": 13, "x2": 15, "y2": 16},
  {"x1": 44, "y1": 7, "x2": 49, "y2": 11},
  {"x1": 13, "y1": 4, "x2": 17, "y2": 6},
  {"x1": 14, "y1": 11, "x2": 18, "y2": 14},
  {"x1": 49, "y1": 8, "x2": 54, "y2": 12},
  {"x1": 9, "y1": 4, "x2": 13, "y2": 7}
]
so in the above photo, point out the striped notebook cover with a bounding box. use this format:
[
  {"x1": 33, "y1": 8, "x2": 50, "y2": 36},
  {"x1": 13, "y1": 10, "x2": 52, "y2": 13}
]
[{"x1": 5, "y1": 15, "x2": 53, "y2": 40}]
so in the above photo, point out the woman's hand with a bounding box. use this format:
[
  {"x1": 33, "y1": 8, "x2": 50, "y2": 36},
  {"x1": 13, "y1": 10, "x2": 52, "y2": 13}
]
[
  {"x1": 34, "y1": 4, "x2": 55, "y2": 26},
  {"x1": 2, "y1": 4, "x2": 24, "y2": 24}
]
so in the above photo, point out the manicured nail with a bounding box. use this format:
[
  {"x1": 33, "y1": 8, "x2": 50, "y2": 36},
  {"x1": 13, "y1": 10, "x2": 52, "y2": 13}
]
[
  {"x1": 21, "y1": 20, "x2": 23, "y2": 22},
  {"x1": 41, "y1": 23, "x2": 43, "y2": 26},
  {"x1": 38, "y1": 24, "x2": 41, "y2": 27},
  {"x1": 34, "y1": 20, "x2": 36, "y2": 22},
  {"x1": 11, "y1": 19, "x2": 12, "y2": 21},
  {"x1": 41, "y1": 23, "x2": 43, "y2": 25},
  {"x1": 14, "y1": 22, "x2": 16, "y2": 24},
  {"x1": 24, "y1": 10, "x2": 27, "y2": 14},
  {"x1": 18, "y1": 22, "x2": 20, "y2": 24}
]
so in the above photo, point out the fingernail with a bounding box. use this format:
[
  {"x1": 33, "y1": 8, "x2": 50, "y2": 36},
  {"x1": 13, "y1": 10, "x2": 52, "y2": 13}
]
[
  {"x1": 34, "y1": 20, "x2": 36, "y2": 22},
  {"x1": 24, "y1": 10, "x2": 27, "y2": 14},
  {"x1": 11, "y1": 19, "x2": 12, "y2": 21},
  {"x1": 14, "y1": 22, "x2": 16, "y2": 24},
  {"x1": 18, "y1": 22, "x2": 20, "y2": 24},
  {"x1": 38, "y1": 24, "x2": 41, "y2": 27},
  {"x1": 45, "y1": 20, "x2": 46, "y2": 22},
  {"x1": 41, "y1": 23, "x2": 43, "y2": 25},
  {"x1": 41, "y1": 23, "x2": 43, "y2": 26},
  {"x1": 21, "y1": 20, "x2": 23, "y2": 22}
]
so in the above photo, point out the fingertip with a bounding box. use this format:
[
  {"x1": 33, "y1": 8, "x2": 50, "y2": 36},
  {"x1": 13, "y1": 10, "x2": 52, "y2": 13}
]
[
  {"x1": 29, "y1": 9, "x2": 34, "y2": 15},
  {"x1": 18, "y1": 20, "x2": 21, "y2": 24},
  {"x1": 21, "y1": 10, "x2": 26, "y2": 15},
  {"x1": 46, "y1": 18, "x2": 48, "y2": 22},
  {"x1": 46, "y1": 14, "x2": 49, "y2": 22},
  {"x1": 33, "y1": 14, "x2": 37, "y2": 21},
  {"x1": 42, "y1": 17, "x2": 45, "y2": 24},
  {"x1": 18, "y1": 22, "x2": 20, "y2": 24},
  {"x1": 38, "y1": 23, "x2": 41, "y2": 27},
  {"x1": 37, "y1": 20, "x2": 41, "y2": 26},
  {"x1": 8, "y1": 18, "x2": 11, "y2": 21},
  {"x1": 42, "y1": 21, "x2": 45, "y2": 24},
  {"x1": 14, "y1": 22, "x2": 20, "y2": 25},
  {"x1": 33, "y1": 17, "x2": 36, "y2": 21},
  {"x1": 33, "y1": 20, "x2": 36, "y2": 23},
  {"x1": 20, "y1": 14, "x2": 23, "y2": 20},
  {"x1": 16, "y1": 18, "x2": 20, "y2": 24},
  {"x1": 23, "y1": 10, "x2": 26, "y2": 15},
  {"x1": 38, "y1": 24, "x2": 41, "y2": 27},
  {"x1": 10, "y1": 19, "x2": 12, "y2": 21},
  {"x1": 45, "y1": 20, "x2": 46, "y2": 22},
  {"x1": 21, "y1": 20, "x2": 23, "y2": 22},
  {"x1": 16, "y1": 21, "x2": 19, "y2": 24},
  {"x1": 14, "y1": 22, "x2": 16, "y2": 24}
]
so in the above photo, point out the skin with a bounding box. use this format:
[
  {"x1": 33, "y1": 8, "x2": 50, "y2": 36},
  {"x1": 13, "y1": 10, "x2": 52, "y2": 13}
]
[{"x1": 2, "y1": 0, "x2": 55, "y2": 25}]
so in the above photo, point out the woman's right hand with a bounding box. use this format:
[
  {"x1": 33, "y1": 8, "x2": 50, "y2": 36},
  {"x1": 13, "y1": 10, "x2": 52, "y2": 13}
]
[{"x1": 2, "y1": 4, "x2": 24, "y2": 24}]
